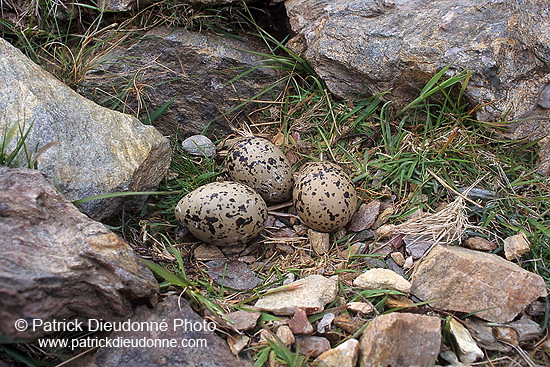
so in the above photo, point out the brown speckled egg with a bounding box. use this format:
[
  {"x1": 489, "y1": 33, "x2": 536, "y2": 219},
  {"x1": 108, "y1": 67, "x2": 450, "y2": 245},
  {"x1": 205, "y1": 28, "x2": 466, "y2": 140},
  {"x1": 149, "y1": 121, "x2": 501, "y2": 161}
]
[
  {"x1": 225, "y1": 137, "x2": 293, "y2": 203},
  {"x1": 175, "y1": 182, "x2": 268, "y2": 246},
  {"x1": 293, "y1": 162, "x2": 358, "y2": 233}
]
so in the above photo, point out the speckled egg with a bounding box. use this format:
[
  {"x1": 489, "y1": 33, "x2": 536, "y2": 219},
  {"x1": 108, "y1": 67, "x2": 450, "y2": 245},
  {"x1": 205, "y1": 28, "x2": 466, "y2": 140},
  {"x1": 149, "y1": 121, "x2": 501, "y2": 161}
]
[
  {"x1": 225, "y1": 137, "x2": 293, "y2": 204},
  {"x1": 175, "y1": 182, "x2": 268, "y2": 246},
  {"x1": 293, "y1": 162, "x2": 358, "y2": 233}
]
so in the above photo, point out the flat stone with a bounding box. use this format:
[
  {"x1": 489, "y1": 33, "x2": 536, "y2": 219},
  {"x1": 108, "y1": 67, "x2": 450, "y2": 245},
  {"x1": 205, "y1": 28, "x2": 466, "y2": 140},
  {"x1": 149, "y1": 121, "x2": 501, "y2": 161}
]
[
  {"x1": 308, "y1": 229, "x2": 331, "y2": 255},
  {"x1": 85, "y1": 295, "x2": 253, "y2": 366},
  {"x1": 312, "y1": 338, "x2": 359, "y2": 367},
  {"x1": 194, "y1": 244, "x2": 226, "y2": 261},
  {"x1": 463, "y1": 236, "x2": 498, "y2": 251},
  {"x1": 385, "y1": 257, "x2": 405, "y2": 276},
  {"x1": 508, "y1": 316, "x2": 542, "y2": 342},
  {"x1": 254, "y1": 275, "x2": 338, "y2": 316},
  {"x1": 0, "y1": 38, "x2": 171, "y2": 220},
  {"x1": 348, "y1": 200, "x2": 380, "y2": 232},
  {"x1": 411, "y1": 245, "x2": 547, "y2": 323},
  {"x1": 465, "y1": 319, "x2": 513, "y2": 353},
  {"x1": 288, "y1": 308, "x2": 314, "y2": 335},
  {"x1": 206, "y1": 260, "x2": 260, "y2": 291},
  {"x1": 182, "y1": 135, "x2": 216, "y2": 157},
  {"x1": 448, "y1": 318, "x2": 484, "y2": 363},
  {"x1": 404, "y1": 234, "x2": 434, "y2": 259},
  {"x1": 0, "y1": 167, "x2": 158, "y2": 339},
  {"x1": 294, "y1": 336, "x2": 331, "y2": 357},
  {"x1": 359, "y1": 313, "x2": 441, "y2": 367},
  {"x1": 353, "y1": 268, "x2": 411, "y2": 293},
  {"x1": 226, "y1": 310, "x2": 260, "y2": 331},
  {"x1": 80, "y1": 28, "x2": 279, "y2": 140},
  {"x1": 504, "y1": 233, "x2": 531, "y2": 260}
]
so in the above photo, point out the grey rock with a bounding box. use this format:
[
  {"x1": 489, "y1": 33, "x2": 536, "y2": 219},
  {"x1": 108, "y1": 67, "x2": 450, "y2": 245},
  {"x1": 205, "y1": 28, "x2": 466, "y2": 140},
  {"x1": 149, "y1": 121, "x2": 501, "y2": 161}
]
[
  {"x1": 411, "y1": 245, "x2": 547, "y2": 323},
  {"x1": 0, "y1": 167, "x2": 158, "y2": 340},
  {"x1": 285, "y1": 0, "x2": 550, "y2": 175},
  {"x1": 182, "y1": 134, "x2": 216, "y2": 157},
  {"x1": 285, "y1": 0, "x2": 549, "y2": 121},
  {"x1": 85, "y1": 294, "x2": 253, "y2": 367},
  {"x1": 539, "y1": 84, "x2": 550, "y2": 109},
  {"x1": 404, "y1": 234, "x2": 434, "y2": 259},
  {"x1": 348, "y1": 200, "x2": 380, "y2": 232},
  {"x1": 359, "y1": 313, "x2": 441, "y2": 367},
  {"x1": 0, "y1": 38, "x2": 171, "y2": 220},
  {"x1": 508, "y1": 316, "x2": 543, "y2": 342},
  {"x1": 254, "y1": 275, "x2": 338, "y2": 315},
  {"x1": 80, "y1": 27, "x2": 280, "y2": 139}
]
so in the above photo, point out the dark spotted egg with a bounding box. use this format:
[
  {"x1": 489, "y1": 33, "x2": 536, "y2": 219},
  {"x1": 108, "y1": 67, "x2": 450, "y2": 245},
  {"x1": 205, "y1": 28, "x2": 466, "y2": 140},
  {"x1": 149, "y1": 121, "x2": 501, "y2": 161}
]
[
  {"x1": 175, "y1": 182, "x2": 268, "y2": 246},
  {"x1": 225, "y1": 137, "x2": 293, "y2": 204},
  {"x1": 293, "y1": 162, "x2": 358, "y2": 233}
]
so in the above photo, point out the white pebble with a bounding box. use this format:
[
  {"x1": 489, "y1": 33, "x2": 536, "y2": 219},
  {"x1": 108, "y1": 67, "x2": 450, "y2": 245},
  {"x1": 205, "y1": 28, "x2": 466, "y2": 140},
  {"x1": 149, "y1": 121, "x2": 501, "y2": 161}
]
[{"x1": 181, "y1": 135, "x2": 216, "y2": 157}]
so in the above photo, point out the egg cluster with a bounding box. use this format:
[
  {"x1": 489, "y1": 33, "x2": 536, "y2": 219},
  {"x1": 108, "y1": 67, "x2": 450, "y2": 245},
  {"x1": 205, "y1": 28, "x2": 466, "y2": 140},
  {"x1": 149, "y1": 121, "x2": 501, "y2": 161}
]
[{"x1": 175, "y1": 136, "x2": 358, "y2": 247}]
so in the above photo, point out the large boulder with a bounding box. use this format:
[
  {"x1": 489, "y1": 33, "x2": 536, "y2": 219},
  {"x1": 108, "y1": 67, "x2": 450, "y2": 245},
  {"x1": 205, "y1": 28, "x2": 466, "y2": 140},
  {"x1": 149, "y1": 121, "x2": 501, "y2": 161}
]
[
  {"x1": 285, "y1": 0, "x2": 550, "y2": 172},
  {"x1": 80, "y1": 27, "x2": 281, "y2": 139},
  {"x1": 0, "y1": 38, "x2": 171, "y2": 220},
  {"x1": 82, "y1": 294, "x2": 254, "y2": 367},
  {"x1": 0, "y1": 167, "x2": 159, "y2": 340}
]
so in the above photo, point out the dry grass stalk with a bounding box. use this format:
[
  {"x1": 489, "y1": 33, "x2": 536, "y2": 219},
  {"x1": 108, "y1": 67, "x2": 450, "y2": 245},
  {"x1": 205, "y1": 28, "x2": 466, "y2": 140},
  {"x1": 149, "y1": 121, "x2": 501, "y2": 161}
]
[{"x1": 392, "y1": 196, "x2": 478, "y2": 246}]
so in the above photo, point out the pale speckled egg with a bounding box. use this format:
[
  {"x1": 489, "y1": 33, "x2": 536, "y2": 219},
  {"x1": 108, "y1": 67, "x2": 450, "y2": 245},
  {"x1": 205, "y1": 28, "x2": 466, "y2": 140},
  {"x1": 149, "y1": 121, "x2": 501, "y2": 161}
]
[
  {"x1": 293, "y1": 161, "x2": 358, "y2": 233},
  {"x1": 175, "y1": 181, "x2": 268, "y2": 246},
  {"x1": 225, "y1": 137, "x2": 293, "y2": 204}
]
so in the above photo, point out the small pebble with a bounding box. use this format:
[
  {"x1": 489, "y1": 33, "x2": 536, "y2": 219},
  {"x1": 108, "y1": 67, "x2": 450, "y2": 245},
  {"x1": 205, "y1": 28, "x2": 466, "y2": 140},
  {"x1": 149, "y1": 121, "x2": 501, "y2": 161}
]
[
  {"x1": 504, "y1": 233, "x2": 530, "y2": 260},
  {"x1": 182, "y1": 134, "x2": 216, "y2": 157},
  {"x1": 276, "y1": 325, "x2": 295, "y2": 347},
  {"x1": 390, "y1": 252, "x2": 406, "y2": 267},
  {"x1": 308, "y1": 229, "x2": 331, "y2": 255},
  {"x1": 463, "y1": 236, "x2": 497, "y2": 251},
  {"x1": 289, "y1": 308, "x2": 314, "y2": 335}
]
